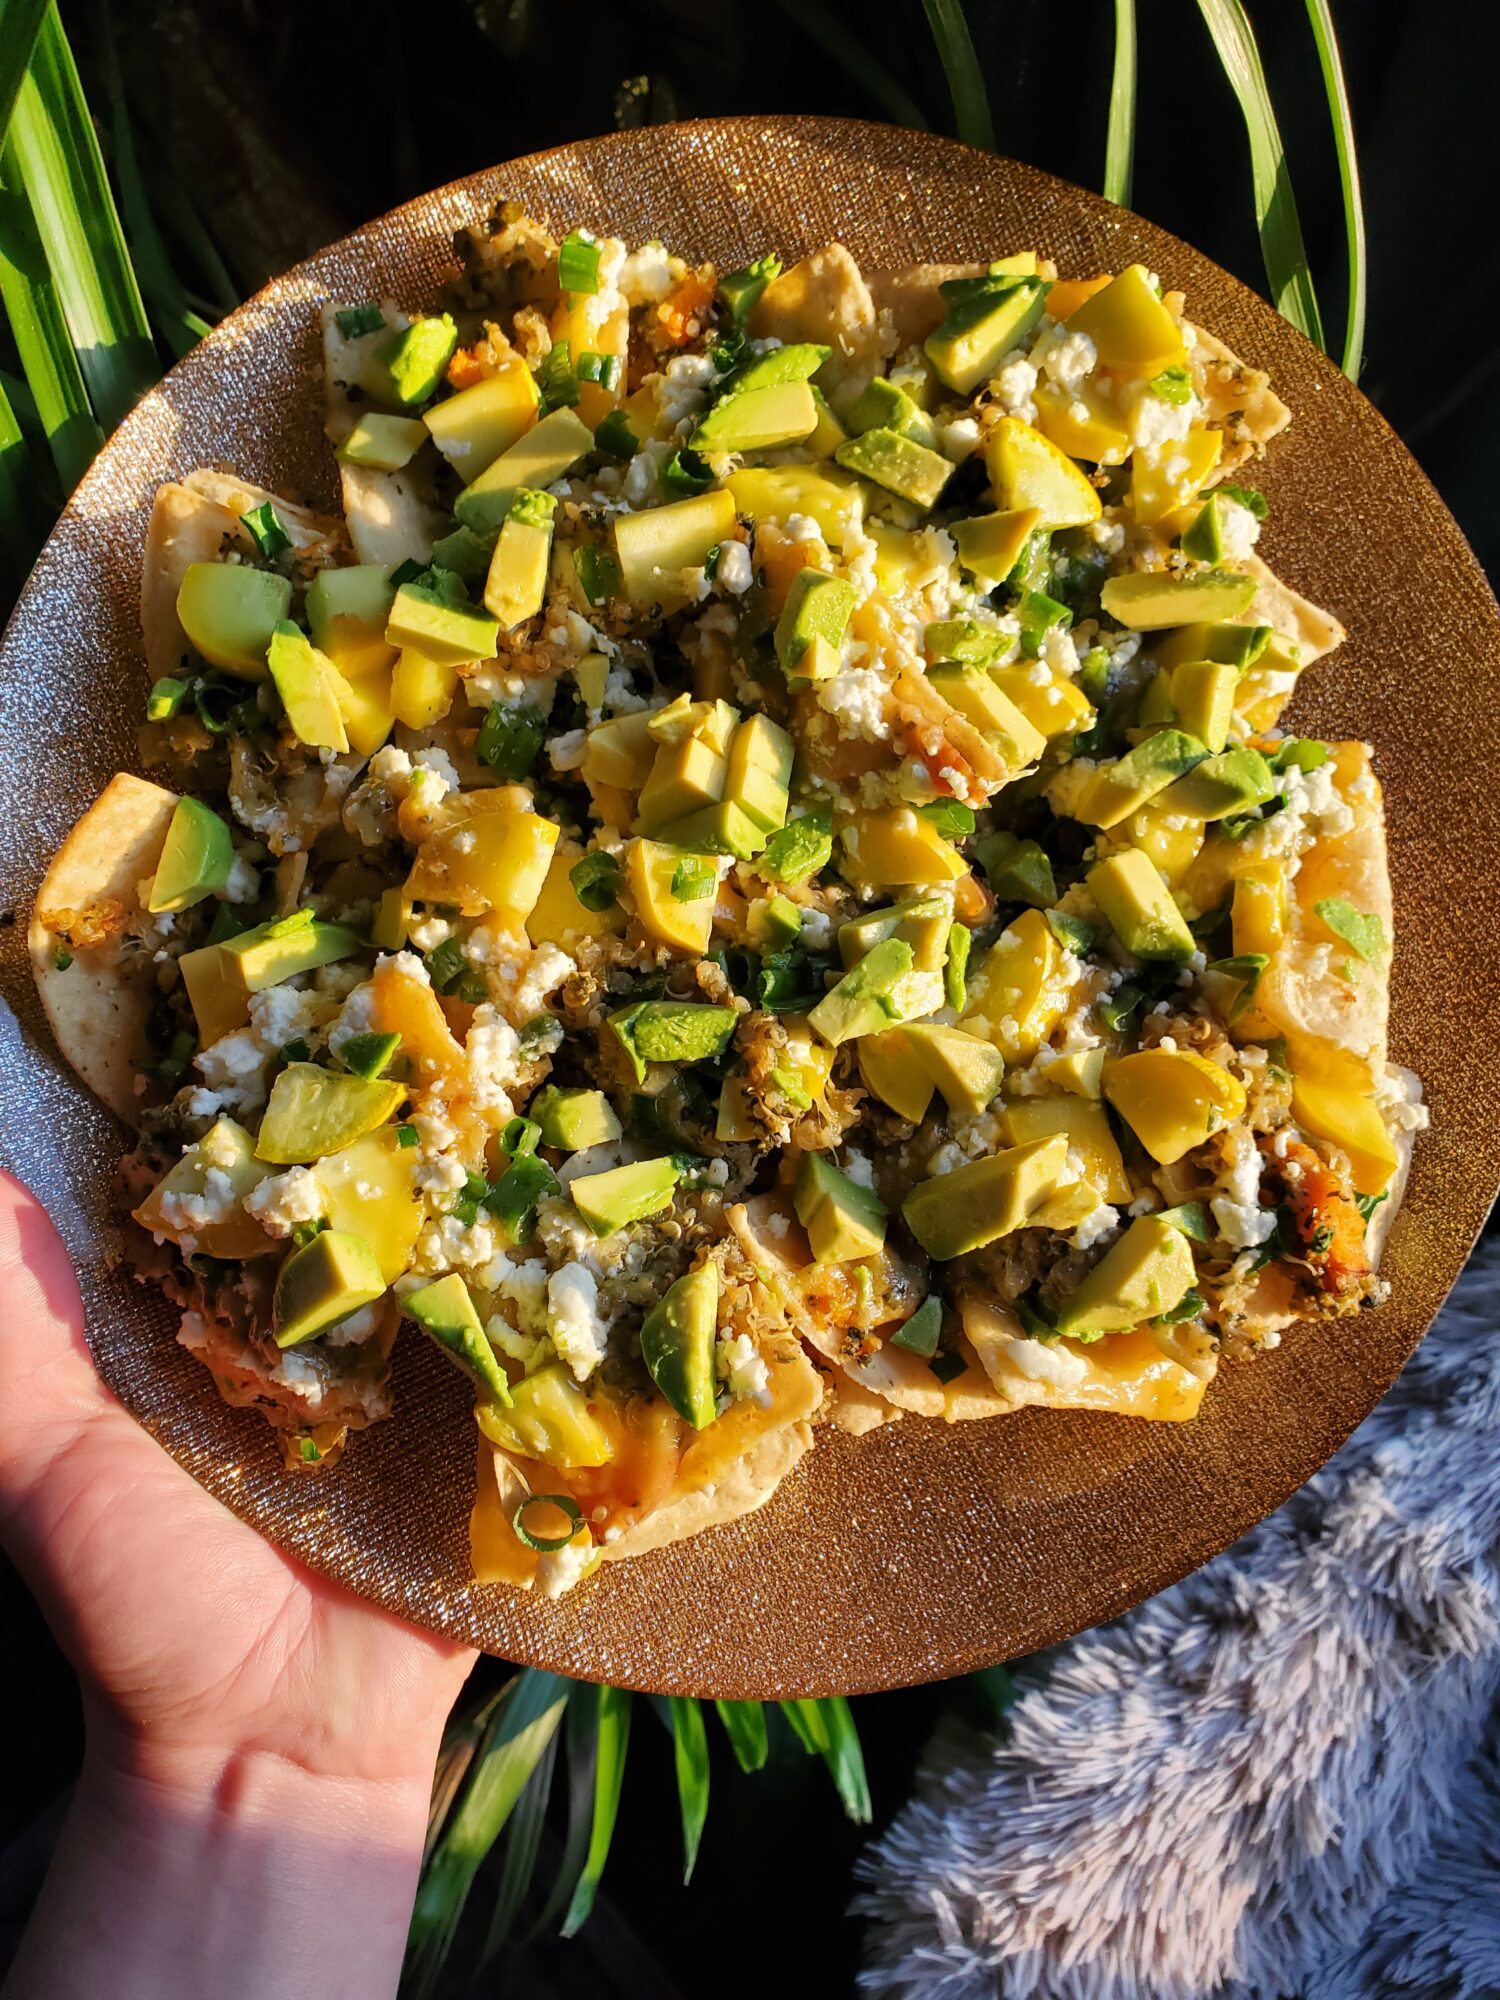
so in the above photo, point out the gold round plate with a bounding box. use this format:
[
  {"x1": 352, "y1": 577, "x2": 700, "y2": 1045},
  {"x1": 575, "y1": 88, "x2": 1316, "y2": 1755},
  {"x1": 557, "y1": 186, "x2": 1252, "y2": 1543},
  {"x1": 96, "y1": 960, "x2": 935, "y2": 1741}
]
[{"x1": 2, "y1": 119, "x2": 1498, "y2": 1698}]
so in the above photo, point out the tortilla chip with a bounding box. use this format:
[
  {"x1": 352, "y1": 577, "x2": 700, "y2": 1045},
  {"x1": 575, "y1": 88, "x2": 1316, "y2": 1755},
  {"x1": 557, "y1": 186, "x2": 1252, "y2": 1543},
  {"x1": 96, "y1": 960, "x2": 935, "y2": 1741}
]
[
  {"x1": 29, "y1": 773, "x2": 178, "y2": 1125},
  {"x1": 1245, "y1": 553, "x2": 1346, "y2": 664},
  {"x1": 827, "y1": 1371, "x2": 904, "y2": 1436},
  {"x1": 866, "y1": 263, "x2": 985, "y2": 350},
  {"x1": 747, "y1": 243, "x2": 883, "y2": 405},
  {"x1": 320, "y1": 303, "x2": 445, "y2": 567},
  {"x1": 961, "y1": 1298, "x2": 1217, "y2": 1421},
  {"x1": 1189, "y1": 323, "x2": 1291, "y2": 452}
]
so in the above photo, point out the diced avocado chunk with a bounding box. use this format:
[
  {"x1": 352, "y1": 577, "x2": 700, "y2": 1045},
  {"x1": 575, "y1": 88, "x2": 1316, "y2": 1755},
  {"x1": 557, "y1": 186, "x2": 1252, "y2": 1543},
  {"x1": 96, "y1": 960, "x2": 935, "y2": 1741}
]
[
  {"x1": 746, "y1": 893, "x2": 803, "y2": 952},
  {"x1": 901, "y1": 1132, "x2": 1070, "y2": 1260},
  {"x1": 724, "y1": 714, "x2": 795, "y2": 833},
  {"x1": 272, "y1": 1228, "x2": 386, "y2": 1349},
  {"x1": 1181, "y1": 493, "x2": 1227, "y2": 564},
  {"x1": 1079, "y1": 728, "x2": 1209, "y2": 829},
  {"x1": 176, "y1": 562, "x2": 292, "y2": 680},
  {"x1": 1168, "y1": 661, "x2": 1239, "y2": 753},
  {"x1": 339, "y1": 1030, "x2": 401, "y2": 1080},
  {"x1": 845, "y1": 376, "x2": 939, "y2": 450},
  {"x1": 690, "y1": 380, "x2": 818, "y2": 452},
  {"x1": 267, "y1": 622, "x2": 350, "y2": 753},
  {"x1": 402, "y1": 1272, "x2": 513, "y2": 1403},
  {"x1": 901, "y1": 1022, "x2": 1006, "y2": 1115},
  {"x1": 927, "y1": 663, "x2": 1047, "y2": 767},
  {"x1": 718, "y1": 342, "x2": 830, "y2": 392},
  {"x1": 835, "y1": 427, "x2": 953, "y2": 510},
  {"x1": 570, "y1": 1156, "x2": 683, "y2": 1235},
  {"x1": 1053, "y1": 1214, "x2": 1196, "y2": 1340},
  {"x1": 1087, "y1": 849, "x2": 1195, "y2": 960},
  {"x1": 483, "y1": 488, "x2": 556, "y2": 628},
  {"x1": 256, "y1": 1063, "x2": 406, "y2": 1164},
  {"x1": 609, "y1": 1001, "x2": 738, "y2": 1083},
  {"x1": 453, "y1": 406, "x2": 595, "y2": 534},
  {"x1": 807, "y1": 936, "x2": 914, "y2": 1046},
  {"x1": 775, "y1": 568, "x2": 857, "y2": 675},
  {"x1": 220, "y1": 914, "x2": 363, "y2": 993},
  {"x1": 925, "y1": 279, "x2": 1047, "y2": 395},
  {"x1": 1156, "y1": 745, "x2": 1276, "y2": 821},
  {"x1": 638, "y1": 731, "x2": 730, "y2": 835},
  {"x1": 838, "y1": 894, "x2": 950, "y2": 969},
  {"x1": 974, "y1": 831, "x2": 1056, "y2": 907},
  {"x1": 614, "y1": 488, "x2": 737, "y2": 608},
  {"x1": 1149, "y1": 621, "x2": 1272, "y2": 672},
  {"x1": 924, "y1": 617, "x2": 1012, "y2": 666},
  {"x1": 147, "y1": 797, "x2": 234, "y2": 913},
  {"x1": 794, "y1": 1153, "x2": 888, "y2": 1264},
  {"x1": 337, "y1": 412, "x2": 429, "y2": 470},
  {"x1": 359, "y1": 313, "x2": 458, "y2": 408},
  {"x1": 658, "y1": 799, "x2": 767, "y2": 860},
  {"x1": 951, "y1": 507, "x2": 1040, "y2": 587},
  {"x1": 305, "y1": 564, "x2": 398, "y2": 658},
  {"x1": 531, "y1": 1086, "x2": 622, "y2": 1152},
  {"x1": 639, "y1": 1263, "x2": 719, "y2": 1428},
  {"x1": 1100, "y1": 568, "x2": 1259, "y2": 631},
  {"x1": 386, "y1": 581, "x2": 500, "y2": 665}
]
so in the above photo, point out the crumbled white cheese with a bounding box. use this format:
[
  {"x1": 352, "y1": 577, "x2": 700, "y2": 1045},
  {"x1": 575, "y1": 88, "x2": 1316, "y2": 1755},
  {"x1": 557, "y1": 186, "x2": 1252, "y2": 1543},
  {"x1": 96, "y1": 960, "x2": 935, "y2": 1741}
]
[
  {"x1": 244, "y1": 1166, "x2": 325, "y2": 1238},
  {"x1": 195, "y1": 1030, "x2": 272, "y2": 1116},
  {"x1": 842, "y1": 1151, "x2": 876, "y2": 1189},
  {"x1": 547, "y1": 1262, "x2": 609, "y2": 1381},
  {"x1": 619, "y1": 241, "x2": 676, "y2": 306},
  {"x1": 1039, "y1": 327, "x2": 1098, "y2": 393},
  {"x1": 939, "y1": 415, "x2": 982, "y2": 462},
  {"x1": 158, "y1": 1167, "x2": 238, "y2": 1235},
  {"x1": 327, "y1": 981, "x2": 376, "y2": 1057},
  {"x1": 989, "y1": 352, "x2": 1039, "y2": 422},
  {"x1": 1374, "y1": 1064, "x2": 1429, "y2": 1135},
  {"x1": 716, "y1": 1330, "x2": 771, "y2": 1407},
  {"x1": 1070, "y1": 1201, "x2": 1120, "y2": 1251},
  {"x1": 816, "y1": 667, "x2": 891, "y2": 741},
  {"x1": 715, "y1": 539, "x2": 754, "y2": 594},
  {"x1": 407, "y1": 913, "x2": 454, "y2": 952},
  {"x1": 1000, "y1": 1331, "x2": 1088, "y2": 1388},
  {"x1": 223, "y1": 852, "x2": 261, "y2": 904},
  {"x1": 182, "y1": 1086, "x2": 223, "y2": 1118},
  {"x1": 1217, "y1": 497, "x2": 1262, "y2": 561},
  {"x1": 494, "y1": 1258, "x2": 551, "y2": 1336},
  {"x1": 1211, "y1": 1123, "x2": 1275, "y2": 1248},
  {"x1": 535, "y1": 1531, "x2": 598, "y2": 1599},
  {"x1": 464, "y1": 1004, "x2": 522, "y2": 1120},
  {"x1": 784, "y1": 512, "x2": 822, "y2": 544}
]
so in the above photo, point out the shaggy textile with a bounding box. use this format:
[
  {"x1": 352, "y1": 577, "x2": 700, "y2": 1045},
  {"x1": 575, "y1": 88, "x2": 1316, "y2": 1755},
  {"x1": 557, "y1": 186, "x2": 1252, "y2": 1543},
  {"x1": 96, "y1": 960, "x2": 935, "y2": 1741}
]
[{"x1": 857, "y1": 1232, "x2": 1500, "y2": 2000}]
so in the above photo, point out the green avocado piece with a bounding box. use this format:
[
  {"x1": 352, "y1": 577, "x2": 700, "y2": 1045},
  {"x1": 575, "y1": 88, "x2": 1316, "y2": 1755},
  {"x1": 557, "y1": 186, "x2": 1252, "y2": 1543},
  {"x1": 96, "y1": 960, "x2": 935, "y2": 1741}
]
[
  {"x1": 838, "y1": 895, "x2": 951, "y2": 974},
  {"x1": 1079, "y1": 728, "x2": 1210, "y2": 829},
  {"x1": 453, "y1": 406, "x2": 596, "y2": 534},
  {"x1": 793, "y1": 1153, "x2": 888, "y2": 1264},
  {"x1": 483, "y1": 489, "x2": 556, "y2": 629},
  {"x1": 1156, "y1": 745, "x2": 1277, "y2": 821},
  {"x1": 610, "y1": 1002, "x2": 739, "y2": 1082},
  {"x1": 889, "y1": 1292, "x2": 943, "y2": 1356},
  {"x1": 531, "y1": 1085, "x2": 623, "y2": 1152},
  {"x1": 1086, "y1": 849, "x2": 1195, "y2": 961},
  {"x1": 305, "y1": 564, "x2": 397, "y2": 652},
  {"x1": 359, "y1": 313, "x2": 458, "y2": 408},
  {"x1": 1180, "y1": 494, "x2": 1226, "y2": 564},
  {"x1": 402, "y1": 1272, "x2": 513, "y2": 1403},
  {"x1": 219, "y1": 913, "x2": 363, "y2": 993},
  {"x1": 273, "y1": 1228, "x2": 386, "y2": 1349},
  {"x1": 924, "y1": 279, "x2": 1047, "y2": 395},
  {"x1": 775, "y1": 567, "x2": 857, "y2": 675},
  {"x1": 385, "y1": 581, "x2": 500, "y2": 666},
  {"x1": 640, "y1": 1263, "x2": 719, "y2": 1428},
  {"x1": 901, "y1": 1132, "x2": 1070, "y2": 1261},
  {"x1": 339, "y1": 1030, "x2": 401, "y2": 1079},
  {"x1": 719, "y1": 342, "x2": 831, "y2": 393},
  {"x1": 1100, "y1": 568, "x2": 1259, "y2": 631},
  {"x1": 724, "y1": 713, "x2": 795, "y2": 834},
  {"x1": 256, "y1": 1063, "x2": 406, "y2": 1164},
  {"x1": 1149, "y1": 621, "x2": 1273, "y2": 672},
  {"x1": 176, "y1": 562, "x2": 292, "y2": 680},
  {"x1": 926, "y1": 663, "x2": 1046, "y2": 767},
  {"x1": 845, "y1": 376, "x2": 939, "y2": 450},
  {"x1": 835, "y1": 427, "x2": 953, "y2": 510},
  {"x1": 428, "y1": 524, "x2": 498, "y2": 586},
  {"x1": 924, "y1": 617, "x2": 1012, "y2": 666},
  {"x1": 807, "y1": 936, "x2": 914, "y2": 1047},
  {"x1": 747, "y1": 894, "x2": 803, "y2": 952},
  {"x1": 337, "y1": 412, "x2": 430, "y2": 470},
  {"x1": 267, "y1": 622, "x2": 350, "y2": 752},
  {"x1": 147, "y1": 797, "x2": 234, "y2": 913},
  {"x1": 658, "y1": 799, "x2": 767, "y2": 860},
  {"x1": 569, "y1": 1156, "x2": 683, "y2": 1235},
  {"x1": 690, "y1": 380, "x2": 818, "y2": 452},
  {"x1": 974, "y1": 831, "x2": 1056, "y2": 907},
  {"x1": 1169, "y1": 661, "x2": 1239, "y2": 753},
  {"x1": 901, "y1": 1022, "x2": 1006, "y2": 1114},
  {"x1": 1052, "y1": 1214, "x2": 1197, "y2": 1340}
]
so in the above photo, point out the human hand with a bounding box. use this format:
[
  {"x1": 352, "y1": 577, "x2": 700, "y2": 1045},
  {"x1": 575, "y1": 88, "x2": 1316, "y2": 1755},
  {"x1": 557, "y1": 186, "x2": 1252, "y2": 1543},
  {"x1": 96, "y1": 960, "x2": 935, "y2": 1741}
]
[{"x1": 0, "y1": 1172, "x2": 477, "y2": 2000}]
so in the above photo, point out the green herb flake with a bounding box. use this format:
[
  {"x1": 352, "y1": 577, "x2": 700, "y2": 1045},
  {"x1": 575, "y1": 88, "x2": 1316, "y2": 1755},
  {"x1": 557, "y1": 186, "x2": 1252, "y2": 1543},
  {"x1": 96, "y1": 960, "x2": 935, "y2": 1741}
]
[
  {"x1": 1047, "y1": 910, "x2": 1096, "y2": 955},
  {"x1": 241, "y1": 501, "x2": 290, "y2": 559},
  {"x1": 476, "y1": 701, "x2": 545, "y2": 781},
  {"x1": 890, "y1": 1294, "x2": 942, "y2": 1357},
  {"x1": 917, "y1": 798, "x2": 975, "y2": 840},
  {"x1": 1149, "y1": 363, "x2": 1194, "y2": 405},
  {"x1": 1215, "y1": 482, "x2": 1269, "y2": 520},
  {"x1": 570, "y1": 851, "x2": 622, "y2": 913},
  {"x1": 52, "y1": 947, "x2": 72, "y2": 971},
  {"x1": 396, "y1": 1124, "x2": 419, "y2": 1148},
  {"x1": 1154, "y1": 1288, "x2": 1206, "y2": 1325},
  {"x1": 1315, "y1": 897, "x2": 1387, "y2": 963}
]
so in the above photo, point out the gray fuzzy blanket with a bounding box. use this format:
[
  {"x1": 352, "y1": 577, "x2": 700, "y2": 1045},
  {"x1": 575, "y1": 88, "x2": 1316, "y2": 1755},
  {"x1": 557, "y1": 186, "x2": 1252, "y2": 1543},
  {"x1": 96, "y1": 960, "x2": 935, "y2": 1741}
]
[{"x1": 857, "y1": 1232, "x2": 1500, "y2": 2000}]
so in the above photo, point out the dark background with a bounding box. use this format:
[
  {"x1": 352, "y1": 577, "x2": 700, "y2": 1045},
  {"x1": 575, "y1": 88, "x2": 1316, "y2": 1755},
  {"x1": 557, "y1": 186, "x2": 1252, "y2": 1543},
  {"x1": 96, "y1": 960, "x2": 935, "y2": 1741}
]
[{"x1": 3, "y1": 1, "x2": 1498, "y2": 1992}]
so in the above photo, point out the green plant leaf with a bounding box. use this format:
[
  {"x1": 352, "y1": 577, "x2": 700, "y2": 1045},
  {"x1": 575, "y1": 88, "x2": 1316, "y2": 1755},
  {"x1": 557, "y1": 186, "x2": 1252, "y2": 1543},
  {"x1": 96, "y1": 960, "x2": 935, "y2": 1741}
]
[
  {"x1": 769, "y1": 0, "x2": 929, "y2": 131},
  {"x1": 921, "y1": 0, "x2": 994, "y2": 149},
  {"x1": 7, "y1": 7, "x2": 155, "y2": 433},
  {"x1": 715, "y1": 1698, "x2": 769, "y2": 1773},
  {"x1": 561, "y1": 1683, "x2": 632, "y2": 1937},
  {"x1": 779, "y1": 1698, "x2": 873, "y2": 1822},
  {"x1": 405, "y1": 1669, "x2": 569, "y2": 2000},
  {"x1": 479, "y1": 1724, "x2": 558, "y2": 1962},
  {"x1": 533, "y1": 1684, "x2": 600, "y2": 1938},
  {"x1": 779, "y1": 1697, "x2": 823, "y2": 1755},
  {"x1": 0, "y1": 0, "x2": 45, "y2": 140},
  {"x1": 1303, "y1": 0, "x2": 1366, "y2": 378},
  {"x1": 1195, "y1": 0, "x2": 1324, "y2": 349},
  {"x1": 423, "y1": 1687, "x2": 499, "y2": 1868},
  {"x1": 1105, "y1": 0, "x2": 1137, "y2": 205},
  {"x1": 0, "y1": 154, "x2": 101, "y2": 488},
  {"x1": 667, "y1": 1695, "x2": 710, "y2": 1884}
]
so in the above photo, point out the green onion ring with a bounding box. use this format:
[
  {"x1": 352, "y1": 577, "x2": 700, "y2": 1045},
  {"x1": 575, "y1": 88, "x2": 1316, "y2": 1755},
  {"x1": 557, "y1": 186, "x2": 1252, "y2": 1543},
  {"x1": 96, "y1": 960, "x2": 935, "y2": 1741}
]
[{"x1": 513, "y1": 1492, "x2": 585, "y2": 1553}]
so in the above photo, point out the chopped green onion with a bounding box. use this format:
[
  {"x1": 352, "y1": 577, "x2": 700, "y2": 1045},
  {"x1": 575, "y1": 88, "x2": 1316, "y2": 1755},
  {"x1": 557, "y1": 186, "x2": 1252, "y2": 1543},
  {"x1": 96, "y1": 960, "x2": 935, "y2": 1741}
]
[
  {"x1": 536, "y1": 339, "x2": 579, "y2": 412},
  {"x1": 890, "y1": 1294, "x2": 942, "y2": 1356},
  {"x1": 205, "y1": 904, "x2": 251, "y2": 946},
  {"x1": 593, "y1": 409, "x2": 637, "y2": 459},
  {"x1": 570, "y1": 852, "x2": 622, "y2": 913},
  {"x1": 1219, "y1": 795, "x2": 1285, "y2": 840},
  {"x1": 388, "y1": 556, "x2": 425, "y2": 587},
  {"x1": 520, "y1": 1014, "x2": 564, "y2": 1051},
  {"x1": 335, "y1": 302, "x2": 386, "y2": 338},
  {"x1": 1155, "y1": 1288, "x2": 1206, "y2": 1325},
  {"x1": 1018, "y1": 589, "x2": 1072, "y2": 657},
  {"x1": 156, "y1": 1027, "x2": 197, "y2": 1083},
  {"x1": 917, "y1": 799, "x2": 974, "y2": 840},
  {"x1": 476, "y1": 701, "x2": 545, "y2": 781},
  {"x1": 1149, "y1": 363, "x2": 1194, "y2": 405},
  {"x1": 193, "y1": 676, "x2": 256, "y2": 737},
  {"x1": 451, "y1": 1169, "x2": 493, "y2": 1227},
  {"x1": 340, "y1": 1030, "x2": 401, "y2": 1079},
  {"x1": 557, "y1": 231, "x2": 602, "y2": 296},
  {"x1": 52, "y1": 947, "x2": 72, "y2": 971},
  {"x1": 660, "y1": 447, "x2": 714, "y2": 498},
  {"x1": 513, "y1": 1492, "x2": 585, "y2": 1553},
  {"x1": 718, "y1": 254, "x2": 781, "y2": 323},
  {"x1": 944, "y1": 921, "x2": 971, "y2": 1012},
  {"x1": 756, "y1": 950, "x2": 822, "y2": 1014},
  {"x1": 483, "y1": 1153, "x2": 560, "y2": 1238},
  {"x1": 241, "y1": 500, "x2": 289, "y2": 559},
  {"x1": 296, "y1": 1436, "x2": 324, "y2": 1463},
  {"x1": 145, "y1": 675, "x2": 191, "y2": 721},
  {"x1": 1046, "y1": 910, "x2": 1096, "y2": 955},
  {"x1": 396, "y1": 1123, "x2": 418, "y2": 1148},
  {"x1": 290, "y1": 1217, "x2": 329, "y2": 1249},
  {"x1": 1247, "y1": 1205, "x2": 1300, "y2": 1271},
  {"x1": 928, "y1": 1349, "x2": 966, "y2": 1384},
  {"x1": 425, "y1": 936, "x2": 468, "y2": 991},
  {"x1": 278, "y1": 1038, "x2": 311, "y2": 1065},
  {"x1": 1098, "y1": 980, "x2": 1147, "y2": 1034},
  {"x1": 1013, "y1": 1289, "x2": 1060, "y2": 1340},
  {"x1": 575, "y1": 543, "x2": 621, "y2": 606},
  {"x1": 1207, "y1": 951, "x2": 1270, "y2": 1021},
  {"x1": 1078, "y1": 645, "x2": 1111, "y2": 703},
  {"x1": 1159, "y1": 1202, "x2": 1213, "y2": 1241},
  {"x1": 671, "y1": 857, "x2": 717, "y2": 902},
  {"x1": 1355, "y1": 1190, "x2": 1387, "y2": 1224},
  {"x1": 576, "y1": 350, "x2": 622, "y2": 390},
  {"x1": 500, "y1": 1116, "x2": 542, "y2": 1159},
  {"x1": 757, "y1": 807, "x2": 832, "y2": 887}
]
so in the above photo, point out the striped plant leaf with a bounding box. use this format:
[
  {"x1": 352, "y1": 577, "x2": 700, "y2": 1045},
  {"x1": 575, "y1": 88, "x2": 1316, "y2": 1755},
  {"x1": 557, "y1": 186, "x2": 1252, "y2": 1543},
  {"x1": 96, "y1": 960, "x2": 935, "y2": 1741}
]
[
  {"x1": 715, "y1": 1698, "x2": 770, "y2": 1773},
  {"x1": 561, "y1": 1683, "x2": 633, "y2": 1937},
  {"x1": 0, "y1": 158, "x2": 101, "y2": 489},
  {"x1": 0, "y1": 0, "x2": 45, "y2": 140},
  {"x1": 780, "y1": 1698, "x2": 872, "y2": 1824},
  {"x1": 921, "y1": 0, "x2": 994, "y2": 150},
  {"x1": 1105, "y1": 0, "x2": 1138, "y2": 205},
  {"x1": 667, "y1": 1695, "x2": 711, "y2": 1884},
  {"x1": 1303, "y1": 0, "x2": 1366, "y2": 378}
]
